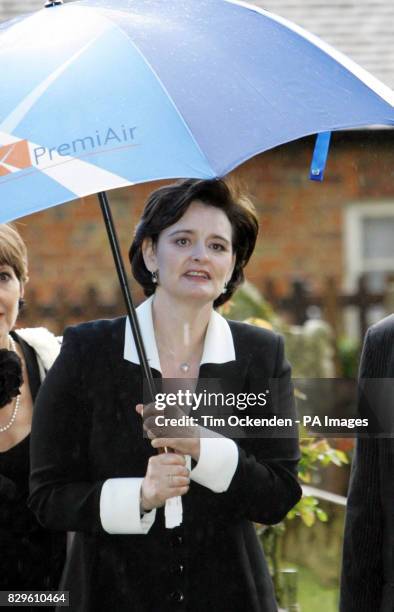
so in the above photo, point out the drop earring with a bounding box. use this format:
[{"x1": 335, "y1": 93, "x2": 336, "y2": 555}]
[
  {"x1": 222, "y1": 282, "x2": 228, "y2": 294},
  {"x1": 151, "y1": 271, "x2": 159, "y2": 285}
]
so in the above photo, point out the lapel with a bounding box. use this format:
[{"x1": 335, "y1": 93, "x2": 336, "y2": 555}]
[
  {"x1": 103, "y1": 318, "x2": 160, "y2": 460},
  {"x1": 196, "y1": 340, "x2": 251, "y2": 423},
  {"x1": 114, "y1": 337, "x2": 250, "y2": 404}
]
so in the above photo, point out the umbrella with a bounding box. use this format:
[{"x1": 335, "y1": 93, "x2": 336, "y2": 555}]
[{"x1": 1, "y1": 0, "x2": 393, "y2": 393}]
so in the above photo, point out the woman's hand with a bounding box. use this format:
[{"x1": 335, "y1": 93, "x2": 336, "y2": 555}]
[
  {"x1": 140, "y1": 453, "x2": 190, "y2": 512},
  {"x1": 136, "y1": 403, "x2": 201, "y2": 461},
  {"x1": 150, "y1": 436, "x2": 200, "y2": 460}
]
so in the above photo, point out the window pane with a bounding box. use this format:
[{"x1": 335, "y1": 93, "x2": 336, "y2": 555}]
[
  {"x1": 363, "y1": 217, "x2": 394, "y2": 259},
  {"x1": 364, "y1": 270, "x2": 388, "y2": 292}
]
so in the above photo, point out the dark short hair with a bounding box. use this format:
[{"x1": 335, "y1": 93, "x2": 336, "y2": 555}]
[{"x1": 129, "y1": 178, "x2": 258, "y2": 307}]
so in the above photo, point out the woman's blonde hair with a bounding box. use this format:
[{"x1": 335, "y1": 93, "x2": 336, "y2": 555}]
[{"x1": 0, "y1": 224, "x2": 29, "y2": 283}]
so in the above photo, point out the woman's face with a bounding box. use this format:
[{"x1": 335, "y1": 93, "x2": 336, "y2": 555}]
[
  {"x1": 143, "y1": 200, "x2": 236, "y2": 305},
  {"x1": 0, "y1": 264, "x2": 22, "y2": 346}
]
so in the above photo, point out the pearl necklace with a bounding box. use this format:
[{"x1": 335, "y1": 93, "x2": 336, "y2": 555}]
[{"x1": 0, "y1": 336, "x2": 21, "y2": 434}]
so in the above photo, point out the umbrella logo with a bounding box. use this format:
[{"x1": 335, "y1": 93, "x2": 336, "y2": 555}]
[
  {"x1": 0, "y1": 140, "x2": 32, "y2": 176},
  {"x1": 0, "y1": 125, "x2": 137, "y2": 188}
]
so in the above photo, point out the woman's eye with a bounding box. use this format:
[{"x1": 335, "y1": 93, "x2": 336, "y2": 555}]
[
  {"x1": 210, "y1": 243, "x2": 225, "y2": 251},
  {"x1": 176, "y1": 238, "x2": 190, "y2": 246},
  {"x1": 0, "y1": 272, "x2": 11, "y2": 281}
]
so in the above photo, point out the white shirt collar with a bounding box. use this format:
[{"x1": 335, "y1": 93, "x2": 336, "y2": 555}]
[{"x1": 124, "y1": 295, "x2": 235, "y2": 373}]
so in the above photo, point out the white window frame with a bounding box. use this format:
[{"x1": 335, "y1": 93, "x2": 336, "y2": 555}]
[
  {"x1": 344, "y1": 201, "x2": 394, "y2": 292},
  {"x1": 344, "y1": 201, "x2": 394, "y2": 338}
]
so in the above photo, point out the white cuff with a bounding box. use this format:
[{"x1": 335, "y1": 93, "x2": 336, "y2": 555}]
[
  {"x1": 100, "y1": 478, "x2": 156, "y2": 534},
  {"x1": 190, "y1": 436, "x2": 239, "y2": 493}
]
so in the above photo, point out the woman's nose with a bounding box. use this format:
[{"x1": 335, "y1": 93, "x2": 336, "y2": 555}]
[{"x1": 191, "y1": 243, "x2": 209, "y2": 261}]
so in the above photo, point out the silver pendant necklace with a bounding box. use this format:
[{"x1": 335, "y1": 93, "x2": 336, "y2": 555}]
[
  {"x1": 180, "y1": 362, "x2": 190, "y2": 373},
  {"x1": 0, "y1": 336, "x2": 21, "y2": 434}
]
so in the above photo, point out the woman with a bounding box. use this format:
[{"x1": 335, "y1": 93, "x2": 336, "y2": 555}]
[
  {"x1": 29, "y1": 179, "x2": 302, "y2": 612},
  {"x1": 0, "y1": 224, "x2": 65, "y2": 598}
]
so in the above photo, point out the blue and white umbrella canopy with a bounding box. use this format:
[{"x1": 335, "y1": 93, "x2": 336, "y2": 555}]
[{"x1": 0, "y1": 0, "x2": 393, "y2": 223}]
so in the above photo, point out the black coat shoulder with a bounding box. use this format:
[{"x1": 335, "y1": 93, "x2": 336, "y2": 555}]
[
  {"x1": 62, "y1": 316, "x2": 126, "y2": 349},
  {"x1": 64, "y1": 316, "x2": 283, "y2": 354},
  {"x1": 227, "y1": 318, "x2": 281, "y2": 343},
  {"x1": 227, "y1": 319, "x2": 282, "y2": 351},
  {"x1": 368, "y1": 313, "x2": 394, "y2": 344},
  {"x1": 227, "y1": 319, "x2": 286, "y2": 374},
  {"x1": 360, "y1": 314, "x2": 394, "y2": 379}
]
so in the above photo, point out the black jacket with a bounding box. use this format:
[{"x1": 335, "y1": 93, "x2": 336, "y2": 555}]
[
  {"x1": 341, "y1": 314, "x2": 394, "y2": 612},
  {"x1": 29, "y1": 317, "x2": 301, "y2": 612}
]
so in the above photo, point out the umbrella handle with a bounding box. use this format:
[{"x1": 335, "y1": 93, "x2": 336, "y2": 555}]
[{"x1": 97, "y1": 191, "x2": 157, "y2": 402}]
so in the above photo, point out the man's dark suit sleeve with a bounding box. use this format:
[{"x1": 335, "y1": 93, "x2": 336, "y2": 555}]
[
  {"x1": 28, "y1": 327, "x2": 106, "y2": 534},
  {"x1": 340, "y1": 329, "x2": 384, "y2": 611}
]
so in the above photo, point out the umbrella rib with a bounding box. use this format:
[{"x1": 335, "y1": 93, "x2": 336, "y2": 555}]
[
  {"x1": 84, "y1": 7, "x2": 216, "y2": 175},
  {"x1": 0, "y1": 32, "x2": 110, "y2": 135}
]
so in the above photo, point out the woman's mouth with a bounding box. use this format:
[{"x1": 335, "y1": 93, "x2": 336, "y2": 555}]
[{"x1": 184, "y1": 270, "x2": 211, "y2": 281}]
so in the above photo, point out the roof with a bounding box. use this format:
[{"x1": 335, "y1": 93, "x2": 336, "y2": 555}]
[
  {"x1": 248, "y1": 1, "x2": 394, "y2": 89},
  {"x1": 0, "y1": 1, "x2": 43, "y2": 22},
  {"x1": 1, "y1": 0, "x2": 393, "y2": 89}
]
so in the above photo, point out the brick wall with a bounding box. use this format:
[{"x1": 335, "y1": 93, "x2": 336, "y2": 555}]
[{"x1": 235, "y1": 131, "x2": 394, "y2": 296}]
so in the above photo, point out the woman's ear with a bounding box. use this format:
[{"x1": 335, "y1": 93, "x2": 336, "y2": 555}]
[{"x1": 141, "y1": 237, "x2": 157, "y2": 273}]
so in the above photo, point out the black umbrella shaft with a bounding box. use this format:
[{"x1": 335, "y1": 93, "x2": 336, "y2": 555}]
[{"x1": 97, "y1": 191, "x2": 156, "y2": 402}]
